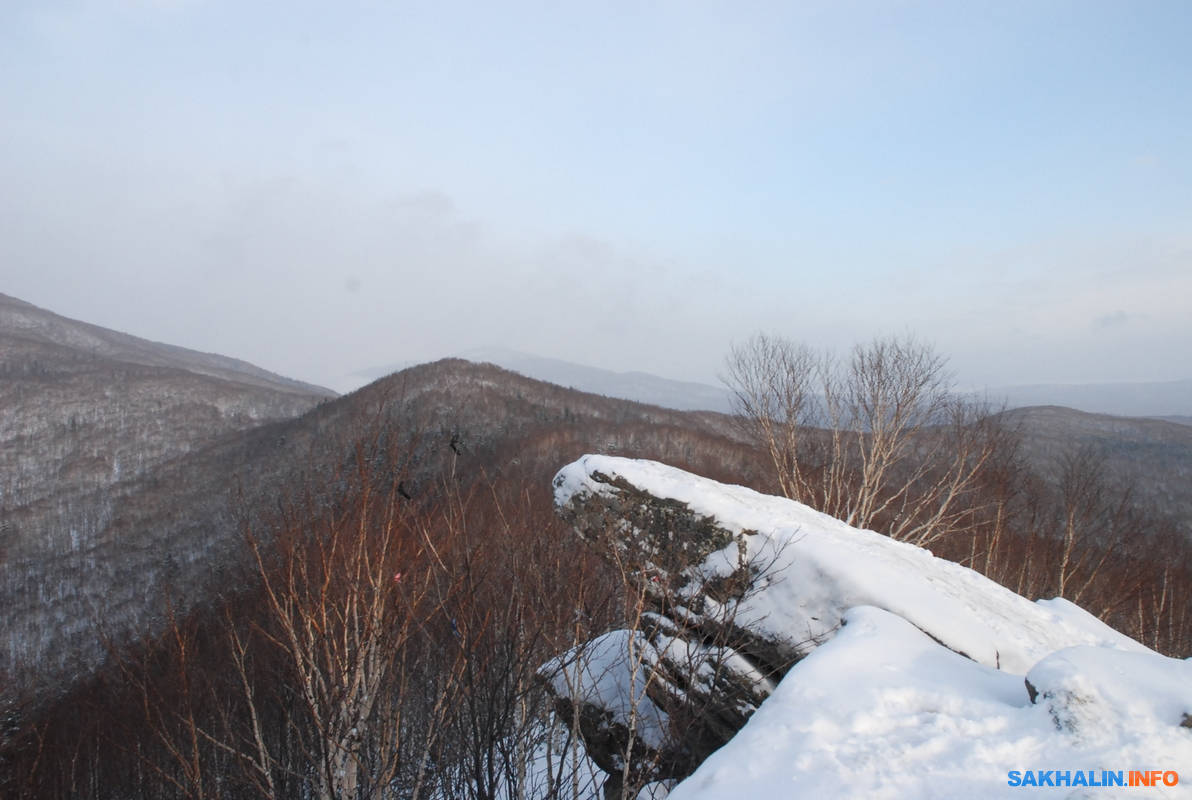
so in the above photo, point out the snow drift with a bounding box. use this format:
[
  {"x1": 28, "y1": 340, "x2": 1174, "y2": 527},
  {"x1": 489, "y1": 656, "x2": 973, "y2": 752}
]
[{"x1": 544, "y1": 455, "x2": 1192, "y2": 799}]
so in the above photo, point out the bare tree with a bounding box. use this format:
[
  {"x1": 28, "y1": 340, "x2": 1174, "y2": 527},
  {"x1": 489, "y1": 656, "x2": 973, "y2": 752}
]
[
  {"x1": 240, "y1": 414, "x2": 461, "y2": 800},
  {"x1": 725, "y1": 333, "x2": 1009, "y2": 546},
  {"x1": 722, "y1": 335, "x2": 820, "y2": 504}
]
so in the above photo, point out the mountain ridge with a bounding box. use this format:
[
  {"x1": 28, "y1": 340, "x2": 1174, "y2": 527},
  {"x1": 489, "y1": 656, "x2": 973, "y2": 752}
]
[
  {"x1": 344, "y1": 345, "x2": 1192, "y2": 420},
  {"x1": 0, "y1": 293, "x2": 335, "y2": 398},
  {"x1": 991, "y1": 377, "x2": 1192, "y2": 418},
  {"x1": 340, "y1": 346, "x2": 735, "y2": 412}
]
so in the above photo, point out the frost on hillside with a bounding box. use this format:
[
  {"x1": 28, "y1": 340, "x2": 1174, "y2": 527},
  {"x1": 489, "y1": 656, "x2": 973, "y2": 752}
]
[{"x1": 542, "y1": 455, "x2": 1192, "y2": 799}]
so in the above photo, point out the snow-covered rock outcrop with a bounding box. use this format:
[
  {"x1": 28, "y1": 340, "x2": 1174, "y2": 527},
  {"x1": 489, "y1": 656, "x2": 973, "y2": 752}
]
[{"x1": 542, "y1": 455, "x2": 1192, "y2": 799}]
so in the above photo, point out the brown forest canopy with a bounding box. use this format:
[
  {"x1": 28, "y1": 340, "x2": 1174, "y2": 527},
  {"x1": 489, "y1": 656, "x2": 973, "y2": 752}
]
[{"x1": 1, "y1": 335, "x2": 1190, "y2": 798}]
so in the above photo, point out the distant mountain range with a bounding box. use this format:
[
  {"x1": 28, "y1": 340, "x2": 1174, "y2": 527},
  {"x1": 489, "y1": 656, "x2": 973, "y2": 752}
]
[
  {"x1": 341, "y1": 346, "x2": 737, "y2": 413},
  {"x1": 0, "y1": 293, "x2": 333, "y2": 397},
  {"x1": 992, "y1": 379, "x2": 1192, "y2": 421},
  {"x1": 0, "y1": 292, "x2": 335, "y2": 519},
  {"x1": 343, "y1": 346, "x2": 1192, "y2": 422}
]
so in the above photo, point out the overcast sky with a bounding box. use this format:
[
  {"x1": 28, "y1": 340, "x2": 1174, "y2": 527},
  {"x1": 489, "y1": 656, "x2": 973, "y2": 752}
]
[{"x1": 2, "y1": 1, "x2": 1190, "y2": 392}]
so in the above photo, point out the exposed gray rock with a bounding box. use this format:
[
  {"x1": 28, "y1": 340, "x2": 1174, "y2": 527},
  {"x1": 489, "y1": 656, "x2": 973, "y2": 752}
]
[{"x1": 544, "y1": 467, "x2": 800, "y2": 797}]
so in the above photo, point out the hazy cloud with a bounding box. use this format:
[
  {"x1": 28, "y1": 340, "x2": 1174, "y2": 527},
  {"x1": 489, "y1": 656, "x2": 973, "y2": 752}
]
[
  {"x1": 2, "y1": 1, "x2": 1191, "y2": 391},
  {"x1": 1092, "y1": 311, "x2": 1145, "y2": 331}
]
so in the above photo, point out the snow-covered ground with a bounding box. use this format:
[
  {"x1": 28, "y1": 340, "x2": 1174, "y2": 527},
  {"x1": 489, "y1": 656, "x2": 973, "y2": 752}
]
[
  {"x1": 669, "y1": 606, "x2": 1192, "y2": 799},
  {"x1": 552, "y1": 456, "x2": 1192, "y2": 799}
]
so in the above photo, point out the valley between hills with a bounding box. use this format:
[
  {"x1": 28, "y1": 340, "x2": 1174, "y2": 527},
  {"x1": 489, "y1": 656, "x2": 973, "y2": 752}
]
[{"x1": 1, "y1": 293, "x2": 1190, "y2": 799}]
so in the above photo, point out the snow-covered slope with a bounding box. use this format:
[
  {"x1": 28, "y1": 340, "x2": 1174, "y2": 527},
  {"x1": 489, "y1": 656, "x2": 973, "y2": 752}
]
[
  {"x1": 670, "y1": 607, "x2": 1192, "y2": 800},
  {"x1": 549, "y1": 456, "x2": 1192, "y2": 799}
]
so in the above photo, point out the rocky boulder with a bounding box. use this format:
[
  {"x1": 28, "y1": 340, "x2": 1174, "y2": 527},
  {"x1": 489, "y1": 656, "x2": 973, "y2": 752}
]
[{"x1": 540, "y1": 455, "x2": 1159, "y2": 798}]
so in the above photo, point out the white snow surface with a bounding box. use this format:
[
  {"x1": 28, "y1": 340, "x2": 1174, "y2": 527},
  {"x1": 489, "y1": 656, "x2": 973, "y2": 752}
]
[
  {"x1": 541, "y1": 630, "x2": 672, "y2": 751},
  {"x1": 553, "y1": 456, "x2": 1192, "y2": 799},
  {"x1": 668, "y1": 606, "x2": 1192, "y2": 800},
  {"x1": 553, "y1": 455, "x2": 1146, "y2": 675}
]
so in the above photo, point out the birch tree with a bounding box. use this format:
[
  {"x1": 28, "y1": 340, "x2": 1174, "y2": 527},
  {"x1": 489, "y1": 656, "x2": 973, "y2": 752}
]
[{"x1": 725, "y1": 333, "x2": 1010, "y2": 545}]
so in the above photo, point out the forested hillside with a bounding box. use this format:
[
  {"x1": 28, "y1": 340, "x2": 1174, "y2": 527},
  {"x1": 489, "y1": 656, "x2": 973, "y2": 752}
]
[
  {"x1": 0, "y1": 293, "x2": 334, "y2": 546},
  {"x1": 1007, "y1": 405, "x2": 1192, "y2": 538},
  {"x1": 0, "y1": 353, "x2": 769, "y2": 707},
  {"x1": 1, "y1": 316, "x2": 1189, "y2": 800},
  {"x1": 0, "y1": 295, "x2": 337, "y2": 698}
]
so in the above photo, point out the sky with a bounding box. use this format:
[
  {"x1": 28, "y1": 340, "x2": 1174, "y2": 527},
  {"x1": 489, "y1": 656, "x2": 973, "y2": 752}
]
[{"x1": 2, "y1": 0, "x2": 1190, "y2": 393}]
